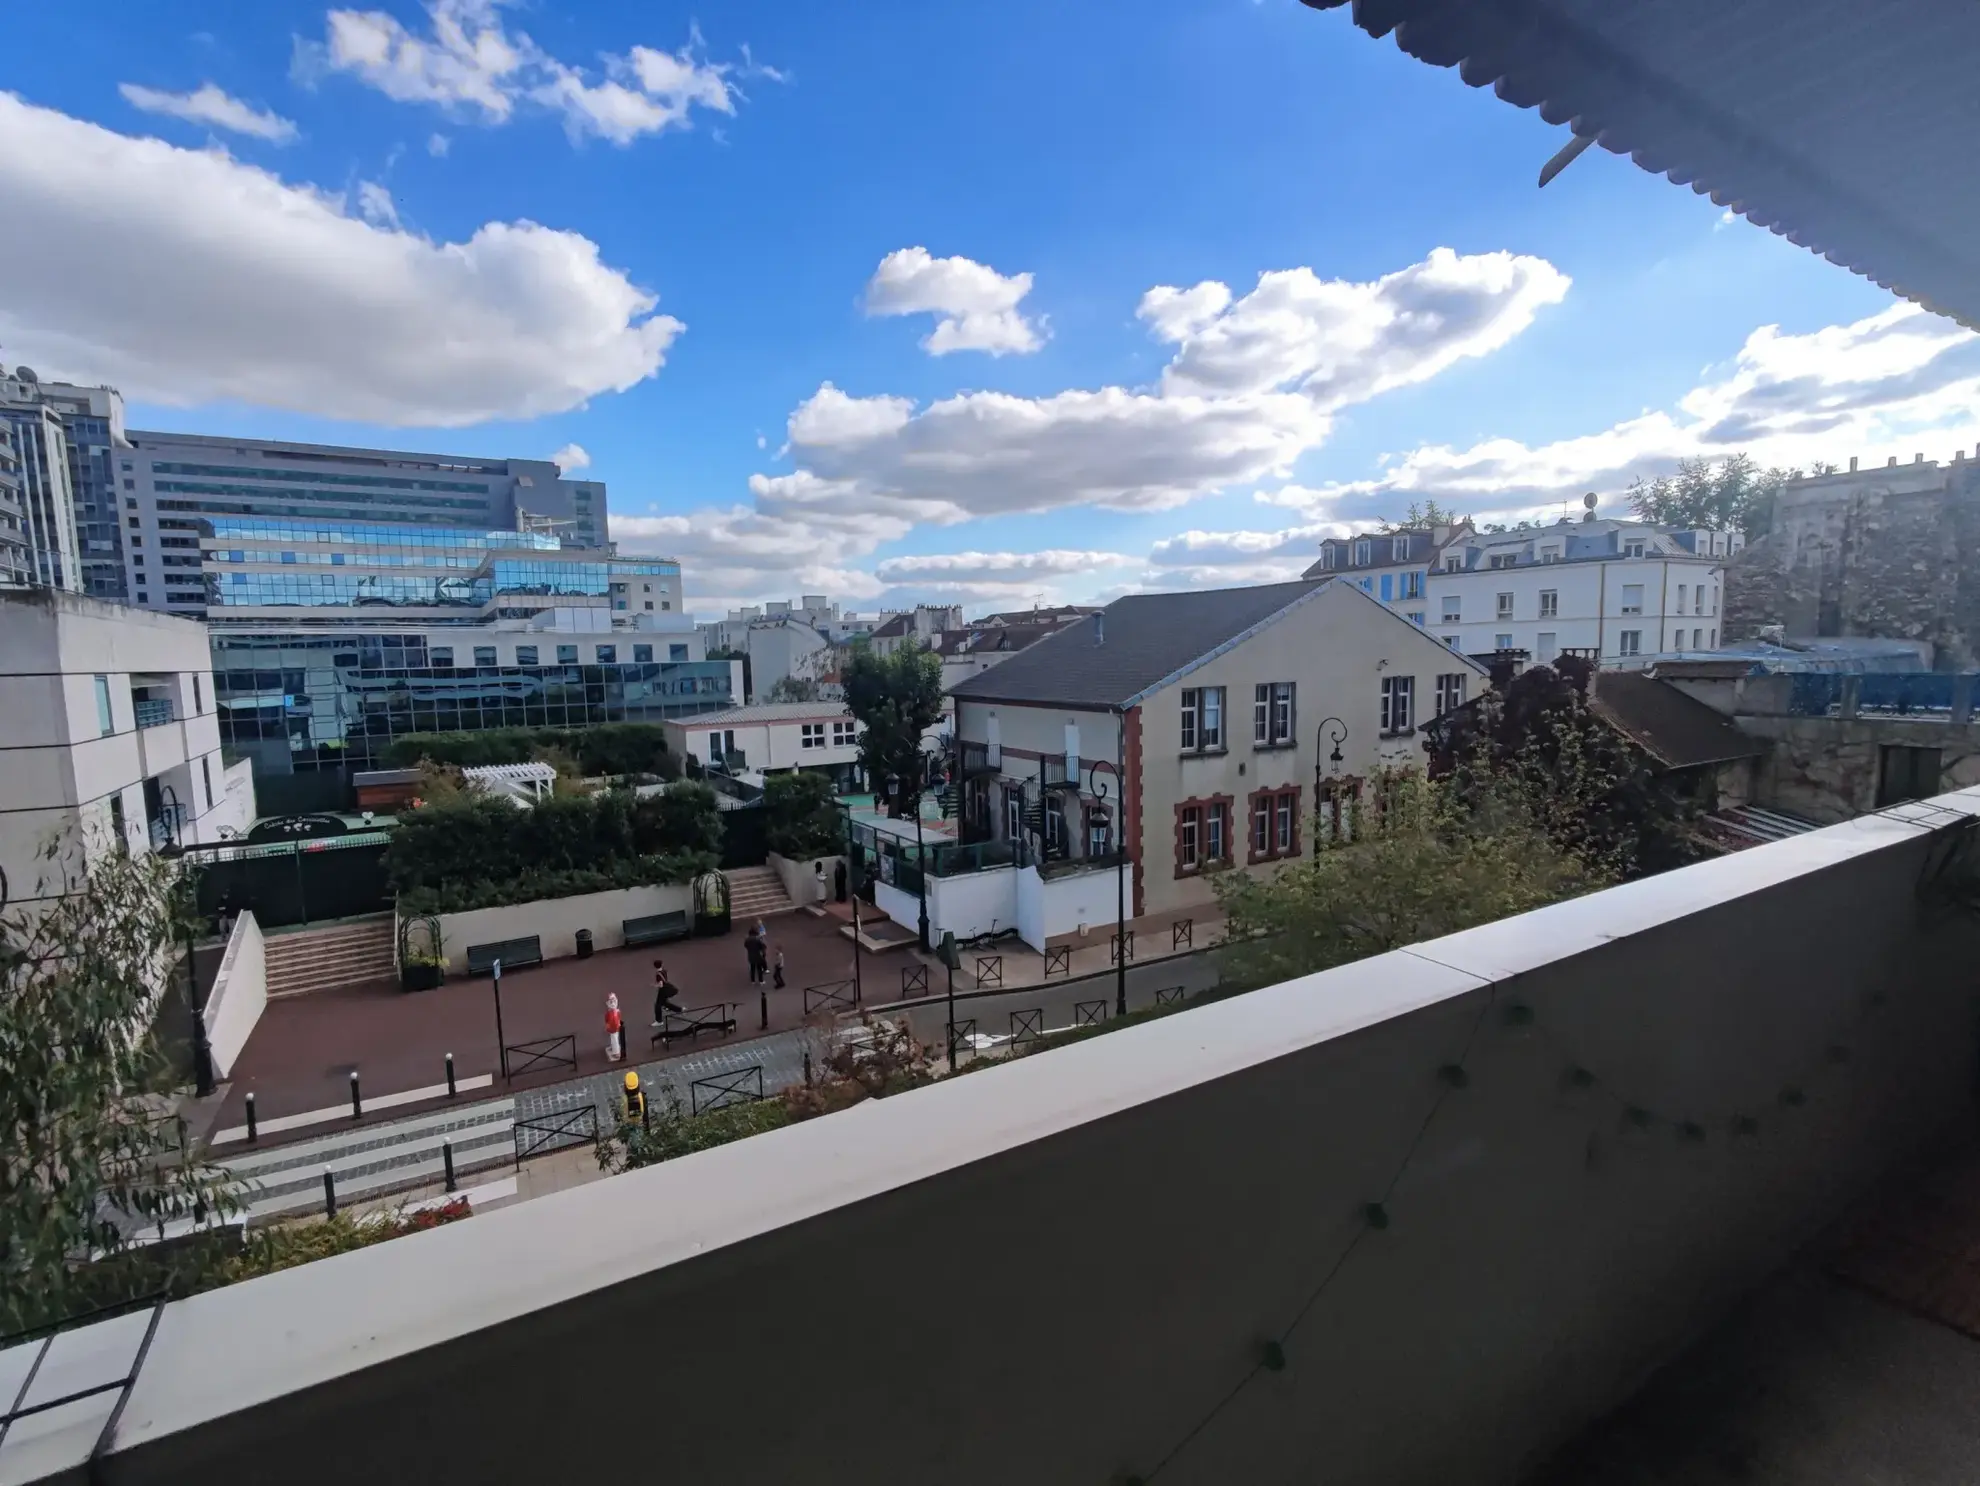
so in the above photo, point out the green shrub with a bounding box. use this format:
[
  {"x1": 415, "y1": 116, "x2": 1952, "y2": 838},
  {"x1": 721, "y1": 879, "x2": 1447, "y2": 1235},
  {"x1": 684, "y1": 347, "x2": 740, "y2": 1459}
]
[
  {"x1": 599, "y1": 1096, "x2": 793, "y2": 1173},
  {"x1": 386, "y1": 784, "x2": 723, "y2": 905},
  {"x1": 383, "y1": 723, "x2": 680, "y2": 780},
  {"x1": 763, "y1": 770, "x2": 843, "y2": 859}
]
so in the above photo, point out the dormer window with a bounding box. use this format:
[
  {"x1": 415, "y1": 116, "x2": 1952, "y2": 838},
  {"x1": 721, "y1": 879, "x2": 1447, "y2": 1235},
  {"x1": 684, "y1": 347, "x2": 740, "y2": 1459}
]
[
  {"x1": 1443, "y1": 553, "x2": 1463, "y2": 573},
  {"x1": 1391, "y1": 535, "x2": 1410, "y2": 563},
  {"x1": 1353, "y1": 539, "x2": 1372, "y2": 567},
  {"x1": 1319, "y1": 545, "x2": 1337, "y2": 570},
  {"x1": 1624, "y1": 539, "x2": 1647, "y2": 559}
]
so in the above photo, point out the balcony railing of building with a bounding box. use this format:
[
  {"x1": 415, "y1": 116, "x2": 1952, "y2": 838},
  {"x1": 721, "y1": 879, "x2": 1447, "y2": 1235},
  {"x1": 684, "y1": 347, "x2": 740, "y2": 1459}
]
[
  {"x1": 21, "y1": 791, "x2": 1980, "y2": 1484},
  {"x1": 1786, "y1": 670, "x2": 1979, "y2": 720}
]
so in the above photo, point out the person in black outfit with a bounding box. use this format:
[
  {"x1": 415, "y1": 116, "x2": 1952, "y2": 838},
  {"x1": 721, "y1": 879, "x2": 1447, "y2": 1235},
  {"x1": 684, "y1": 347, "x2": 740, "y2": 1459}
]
[
  {"x1": 652, "y1": 959, "x2": 681, "y2": 1029},
  {"x1": 745, "y1": 929, "x2": 766, "y2": 985}
]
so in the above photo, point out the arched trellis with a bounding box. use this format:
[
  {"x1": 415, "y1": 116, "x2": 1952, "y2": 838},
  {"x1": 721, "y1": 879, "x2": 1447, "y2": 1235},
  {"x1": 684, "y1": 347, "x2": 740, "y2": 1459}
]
[
  {"x1": 693, "y1": 869, "x2": 732, "y2": 938},
  {"x1": 398, "y1": 912, "x2": 445, "y2": 991}
]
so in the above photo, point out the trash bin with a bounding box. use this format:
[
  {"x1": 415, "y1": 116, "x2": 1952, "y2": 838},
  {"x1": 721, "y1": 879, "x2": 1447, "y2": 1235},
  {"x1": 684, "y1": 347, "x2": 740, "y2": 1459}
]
[{"x1": 575, "y1": 928, "x2": 594, "y2": 960}]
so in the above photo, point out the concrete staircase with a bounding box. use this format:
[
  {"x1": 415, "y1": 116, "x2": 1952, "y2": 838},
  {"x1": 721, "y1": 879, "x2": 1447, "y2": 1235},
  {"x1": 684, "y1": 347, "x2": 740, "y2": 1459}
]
[
  {"x1": 725, "y1": 865, "x2": 796, "y2": 920},
  {"x1": 265, "y1": 916, "x2": 398, "y2": 998}
]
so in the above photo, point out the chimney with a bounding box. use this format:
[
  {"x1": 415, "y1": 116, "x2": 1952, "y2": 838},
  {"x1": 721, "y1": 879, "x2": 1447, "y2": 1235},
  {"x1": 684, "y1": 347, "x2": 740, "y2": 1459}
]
[{"x1": 1849, "y1": 456, "x2": 1858, "y2": 472}]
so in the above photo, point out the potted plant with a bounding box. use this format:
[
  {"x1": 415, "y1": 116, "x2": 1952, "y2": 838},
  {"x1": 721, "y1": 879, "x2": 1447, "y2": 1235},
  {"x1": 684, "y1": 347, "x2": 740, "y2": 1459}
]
[{"x1": 400, "y1": 950, "x2": 446, "y2": 992}]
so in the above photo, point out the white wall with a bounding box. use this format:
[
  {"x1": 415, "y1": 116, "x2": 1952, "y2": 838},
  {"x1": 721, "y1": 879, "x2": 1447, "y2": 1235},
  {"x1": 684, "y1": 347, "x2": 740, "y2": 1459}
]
[
  {"x1": 928, "y1": 867, "x2": 1018, "y2": 944},
  {"x1": 1415, "y1": 557, "x2": 1722, "y2": 661},
  {"x1": 204, "y1": 910, "x2": 266, "y2": 1080},
  {"x1": 433, "y1": 883, "x2": 695, "y2": 974},
  {"x1": 767, "y1": 851, "x2": 842, "y2": 908},
  {"x1": 872, "y1": 878, "x2": 919, "y2": 939},
  {"x1": 46, "y1": 793, "x2": 1980, "y2": 1486}
]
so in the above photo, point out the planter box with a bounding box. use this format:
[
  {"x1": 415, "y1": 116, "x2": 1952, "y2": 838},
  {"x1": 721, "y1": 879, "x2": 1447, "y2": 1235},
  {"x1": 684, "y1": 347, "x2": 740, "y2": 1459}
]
[
  {"x1": 431, "y1": 883, "x2": 696, "y2": 975},
  {"x1": 400, "y1": 961, "x2": 445, "y2": 993}
]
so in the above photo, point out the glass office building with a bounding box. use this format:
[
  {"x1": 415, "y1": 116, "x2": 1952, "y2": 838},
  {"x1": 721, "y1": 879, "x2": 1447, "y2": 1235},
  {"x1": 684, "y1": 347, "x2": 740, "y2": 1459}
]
[
  {"x1": 115, "y1": 430, "x2": 608, "y2": 620},
  {"x1": 212, "y1": 632, "x2": 734, "y2": 785}
]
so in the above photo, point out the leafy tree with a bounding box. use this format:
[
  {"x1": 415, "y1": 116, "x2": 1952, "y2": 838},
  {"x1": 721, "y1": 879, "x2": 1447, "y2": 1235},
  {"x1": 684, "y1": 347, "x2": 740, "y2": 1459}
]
[
  {"x1": 763, "y1": 770, "x2": 843, "y2": 858},
  {"x1": 1627, "y1": 453, "x2": 1805, "y2": 540},
  {"x1": 1215, "y1": 766, "x2": 1607, "y2": 994},
  {"x1": 1, "y1": 841, "x2": 237, "y2": 1333},
  {"x1": 1424, "y1": 656, "x2": 1695, "y2": 877},
  {"x1": 383, "y1": 723, "x2": 678, "y2": 779},
  {"x1": 1380, "y1": 500, "x2": 1470, "y2": 532},
  {"x1": 764, "y1": 675, "x2": 820, "y2": 703},
  {"x1": 843, "y1": 642, "x2": 944, "y2": 817}
]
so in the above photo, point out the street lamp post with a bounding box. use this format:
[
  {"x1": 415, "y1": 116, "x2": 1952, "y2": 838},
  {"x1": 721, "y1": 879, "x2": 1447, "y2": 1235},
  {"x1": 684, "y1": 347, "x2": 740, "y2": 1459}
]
[
  {"x1": 842, "y1": 803, "x2": 863, "y2": 1007},
  {"x1": 1316, "y1": 716, "x2": 1347, "y2": 773},
  {"x1": 1088, "y1": 748, "x2": 1127, "y2": 1019},
  {"x1": 890, "y1": 761, "x2": 933, "y2": 953}
]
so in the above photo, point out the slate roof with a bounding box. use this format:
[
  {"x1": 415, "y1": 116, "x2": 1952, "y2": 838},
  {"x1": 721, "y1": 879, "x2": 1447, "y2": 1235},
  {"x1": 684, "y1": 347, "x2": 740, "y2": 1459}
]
[
  {"x1": 1301, "y1": 0, "x2": 1980, "y2": 329},
  {"x1": 948, "y1": 580, "x2": 1330, "y2": 708},
  {"x1": 1590, "y1": 670, "x2": 1764, "y2": 769}
]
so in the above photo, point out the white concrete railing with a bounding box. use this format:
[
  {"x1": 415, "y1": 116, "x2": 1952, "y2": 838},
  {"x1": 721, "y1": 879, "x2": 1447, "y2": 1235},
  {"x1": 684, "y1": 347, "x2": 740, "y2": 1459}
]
[
  {"x1": 9, "y1": 792, "x2": 1980, "y2": 1485},
  {"x1": 201, "y1": 909, "x2": 264, "y2": 1081}
]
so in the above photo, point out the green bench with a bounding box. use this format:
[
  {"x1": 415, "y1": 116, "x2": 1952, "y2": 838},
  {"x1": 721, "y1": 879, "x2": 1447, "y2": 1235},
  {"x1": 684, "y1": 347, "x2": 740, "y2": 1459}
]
[
  {"x1": 622, "y1": 911, "x2": 691, "y2": 947},
  {"x1": 466, "y1": 935, "x2": 542, "y2": 976}
]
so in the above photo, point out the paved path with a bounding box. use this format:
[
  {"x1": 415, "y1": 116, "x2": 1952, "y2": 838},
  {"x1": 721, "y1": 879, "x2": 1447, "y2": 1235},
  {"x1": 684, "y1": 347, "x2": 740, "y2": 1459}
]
[{"x1": 511, "y1": 1027, "x2": 820, "y2": 1127}]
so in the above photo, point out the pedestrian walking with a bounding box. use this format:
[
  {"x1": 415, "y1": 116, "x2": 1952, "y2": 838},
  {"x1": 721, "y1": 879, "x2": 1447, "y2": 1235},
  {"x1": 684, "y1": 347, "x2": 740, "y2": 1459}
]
[
  {"x1": 773, "y1": 946, "x2": 786, "y2": 989},
  {"x1": 604, "y1": 993, "x2": 624, "y2": 1064},
  {"x1": 652, "y1": 960, "x2": 680, "y2": 1029},
  {"x1": 745, "y1": 930, "x2": 766, "y2": 986}
]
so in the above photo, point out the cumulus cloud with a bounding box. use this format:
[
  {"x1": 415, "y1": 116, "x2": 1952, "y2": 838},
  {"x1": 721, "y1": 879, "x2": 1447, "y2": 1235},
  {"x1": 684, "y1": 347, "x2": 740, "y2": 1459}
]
[
  {"x1": 750, "y1": 247, "x2": 1562, "y2": 537},
  {"x1": 0, "y1": 91, "x2": 681, "y2": 425},
  {"x1": 1143, "y1": 248, "x2": 1570, "y2": 403},
  {"x1": 118, "y1": 82, "x2": 297, "y2": 143},
  {"x1": 353, "y1": 178, "x2": 398, "y2": 227},
  {"x1": 307, "y1": 0, "x2": 759, "y2": 145},
  {"x1": 427, "y1": 131, "x2": 450, "y2": 156},
  {"x1": 1159, "y1": 302, "x2": 1980, "y2": 589},
  {"x1": 1261, "y1": 303, "x2": 1980, "y2": 524},
  {"x1": 873, "y1": 550, "x2": 1133, "y2": 585},
  {"x1": 549, "y1": 442, "x2": 590, "y2": 472},
  {"x1": 864, "y1": 247, "x2": 1044, "y2": 356}
]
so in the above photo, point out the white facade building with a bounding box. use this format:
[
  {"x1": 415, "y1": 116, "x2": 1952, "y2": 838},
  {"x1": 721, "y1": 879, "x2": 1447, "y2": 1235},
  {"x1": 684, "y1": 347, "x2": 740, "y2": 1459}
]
[
  {"x1": 1306, "y1": 518, "x2": 1739, "y2": 666},
  {"x1": 0, "y1": 368, "x2": 99, "y2": 593},
  {"x1": 0, "y1": 588, "x2": 254, "y2": 906},
  {"x1": 661, "y1": 701, "x2": 864, "y2": 784}
]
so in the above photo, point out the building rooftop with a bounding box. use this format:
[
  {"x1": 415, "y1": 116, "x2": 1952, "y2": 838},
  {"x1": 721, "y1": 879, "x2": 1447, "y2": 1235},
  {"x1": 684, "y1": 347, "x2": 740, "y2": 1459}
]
[
  {"x1": 1654, "y1": 637, "x2": 1935, "y2": 676},
  {"x1": 950, "y1": 579, "x2": 1387, "y2": 707},
  {"x1": 672, "y1": 700, "x2": 850, "y2": 727},
  {"x1": 1300, "y1": 0, "x2": 1980, "y2": 330},
  {"x1": 1588, "y1": 670, "x2": 1765, "y2": 769}
]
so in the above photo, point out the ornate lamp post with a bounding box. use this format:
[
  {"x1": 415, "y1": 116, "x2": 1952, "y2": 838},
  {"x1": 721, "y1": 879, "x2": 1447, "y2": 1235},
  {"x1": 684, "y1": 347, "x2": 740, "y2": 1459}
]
[{"x1": 1088, "y1": 754, "x2": 1127, "y2": 1017}]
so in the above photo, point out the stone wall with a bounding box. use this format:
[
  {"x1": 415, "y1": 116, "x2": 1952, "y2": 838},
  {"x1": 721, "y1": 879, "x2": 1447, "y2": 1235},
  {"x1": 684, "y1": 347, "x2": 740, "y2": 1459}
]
[
  {"x1": 1724, "y1": 456, "x2": 1980, "y2": 664},
  {"x1": 1733, "y1": 713, "x2": 1980, "y2": 822}
]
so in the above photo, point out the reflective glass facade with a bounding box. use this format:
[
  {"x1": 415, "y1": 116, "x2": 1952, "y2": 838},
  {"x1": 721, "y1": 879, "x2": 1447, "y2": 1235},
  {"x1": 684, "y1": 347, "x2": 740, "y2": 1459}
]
[{"x1": 212, "y1": 632, "x2": 736, "y2": 775}]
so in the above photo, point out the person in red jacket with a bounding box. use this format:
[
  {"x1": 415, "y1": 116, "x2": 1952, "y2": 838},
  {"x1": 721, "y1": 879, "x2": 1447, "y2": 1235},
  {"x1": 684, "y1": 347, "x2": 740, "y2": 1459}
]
[{"x1": 604, "y1": 993, "x2": 624, "y2": 1063}]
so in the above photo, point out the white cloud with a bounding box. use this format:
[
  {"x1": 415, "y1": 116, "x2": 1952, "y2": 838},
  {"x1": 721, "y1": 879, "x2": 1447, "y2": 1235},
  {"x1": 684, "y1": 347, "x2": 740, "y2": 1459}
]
[
  {"x1": 873, "y1": 550, "x2": 1133, "y2": 585},
  {"x1": 354, "y1": 178, "x2": 398, "y2": 227},
  {"x1": 0, "y1": 92, "x2": 682, "y2": 426},
  {"x1": 549, "y1": 442, "x2": 590, "y2": 472},
  {"x1": 427, "y1": 131, "x2": 450, "y2": 156},
  {"x1": 118, "y1": 82, "x2": 297, "y2": 143},
  {"x1": 307, "y1": 0, "x2": 755, "y2": 146},
  {"x1": 753, "y1": 247, "x2": 1562, "y2": 536},
  {"x1": 1143, "y1": 248, "x2": 1570, "y2": 403},
  {"x1": 1261, "y1": 302, "x2": 1980, "y2": 526},
  {"x1": 1153, "y1": 302, "x2": 1980, "y2": 589},
  {"x1": 864, "y1": 247, "x2": 1044, "y2": 356}
]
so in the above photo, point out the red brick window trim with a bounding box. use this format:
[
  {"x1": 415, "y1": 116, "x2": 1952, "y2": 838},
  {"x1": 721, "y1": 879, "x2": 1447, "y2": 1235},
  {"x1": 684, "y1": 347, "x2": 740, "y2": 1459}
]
[
  {"x1": 1247, "y1": 784, "x2": 1303, "y2": 864},
  {"x1": 1314, "y1": 774, "x2": 1364, "y2": 845},
  {"x1": 1175, "y1": 793, "x2": 1235, "y2": 876}
]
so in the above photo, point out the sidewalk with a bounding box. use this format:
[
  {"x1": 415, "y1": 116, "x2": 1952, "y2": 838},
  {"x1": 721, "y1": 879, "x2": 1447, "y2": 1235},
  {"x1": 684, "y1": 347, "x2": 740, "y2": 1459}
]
[{"x1": 872, "y1": 902, "x2": 1226, "y2": 999}]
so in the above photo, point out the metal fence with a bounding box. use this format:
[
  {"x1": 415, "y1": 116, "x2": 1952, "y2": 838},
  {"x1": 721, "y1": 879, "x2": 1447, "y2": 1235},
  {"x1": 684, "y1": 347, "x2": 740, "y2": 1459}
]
[
  {"x1": 975, "y1": 954, "x2": 1005, "y2": 988},
  {"x1": 513, "y1": 1105, "x2": 599, "y2": 1165},
  {"x1": 188, "y1": 835, "x2": 392, "y2": 931},
  {"x1": 947, "y1": 1018, "x2": 977, "y2": 1061},
  {"x1": 1042, "y1": 946, "x2": 1070, "y2": 980},
  {"x1": 1074, "y1": 999, "x2": 1108, "y2": 1027},
  {"x1": 803, "y1": 979, "x2": 858, "y2": 1014},
  {"x1": 502, "y1": 1033, "x2": 578, "y2": 1081},
  {"x1": 1010, "y1": 1008, "x2": 1045, "y2": 1046},
  {"x1": 690, "y1": 1064, "x2": 765, "y2": 1116},
  {"x1": 901, "y1": 964, "x2": 929, "y2": 996}
]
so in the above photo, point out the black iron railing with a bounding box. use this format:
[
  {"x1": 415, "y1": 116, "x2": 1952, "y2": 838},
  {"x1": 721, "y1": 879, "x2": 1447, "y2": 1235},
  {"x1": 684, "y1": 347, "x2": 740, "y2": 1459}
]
[
  {"x1": 502, "y1": 1034, "x2": 577, "y2": 1081},
  {"x1": 513, "y1": 1104, "x2": 598, "y2": 1164},
  {"x1": 803, "y1": 979, "x2": 858, "y2": 1014},
  {"x1": 690, "y1": 1064, "x2": 764, "y2": 1116}
]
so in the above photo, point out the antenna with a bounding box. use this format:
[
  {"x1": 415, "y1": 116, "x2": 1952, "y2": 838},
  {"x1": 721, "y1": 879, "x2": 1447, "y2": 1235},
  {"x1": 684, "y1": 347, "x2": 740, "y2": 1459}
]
[{"x1": 1582, "y1": 491, "x2": 1598, "y2": 523}]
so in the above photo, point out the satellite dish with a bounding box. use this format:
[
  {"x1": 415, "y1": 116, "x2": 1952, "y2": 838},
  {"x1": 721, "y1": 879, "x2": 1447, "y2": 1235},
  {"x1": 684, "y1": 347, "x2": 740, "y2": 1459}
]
[
  {"x1": 14, "y1": 366, "x2": 38, "y2": 383},
  {"x1": 1582, "y1": 492, "x2": 1598, "y2": 511}
]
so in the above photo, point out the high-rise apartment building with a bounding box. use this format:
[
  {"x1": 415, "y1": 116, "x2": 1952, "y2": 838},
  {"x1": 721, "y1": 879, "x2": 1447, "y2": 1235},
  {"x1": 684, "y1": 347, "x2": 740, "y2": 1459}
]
[
  {"x1": 0, "y1": 421, "x2": 30, "y2": 587},
  {"x1": 0, "y1": 366, "x2": 101, "y2": 592}
]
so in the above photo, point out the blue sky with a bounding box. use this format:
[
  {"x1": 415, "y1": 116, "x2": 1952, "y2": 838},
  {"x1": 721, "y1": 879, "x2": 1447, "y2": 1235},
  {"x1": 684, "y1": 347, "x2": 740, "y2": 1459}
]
[{"x1": 2, "y1": 0, "x2": 1972, "y2": 615}]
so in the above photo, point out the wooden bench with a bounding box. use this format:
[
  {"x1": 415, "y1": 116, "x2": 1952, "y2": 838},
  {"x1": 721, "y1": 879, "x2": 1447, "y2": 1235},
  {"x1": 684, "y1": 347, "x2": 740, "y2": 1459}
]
[
  {"x1": 622, "y1": 911, "x2": 691, "y2": 948},
  {"x1": 466, "y1": 935, "x2": 542, "y2": 976},
  {"x1": 651, "y1": 1002, "x2": 738, "y2": 1046}
]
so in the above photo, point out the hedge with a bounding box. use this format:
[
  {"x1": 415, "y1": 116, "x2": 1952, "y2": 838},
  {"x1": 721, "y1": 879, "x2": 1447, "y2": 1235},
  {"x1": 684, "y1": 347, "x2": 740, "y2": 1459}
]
[
  {"x1": 386, "y1": 785, "x2": 723, "y2": 907},
  {"x1": 383, "y1": 722, "x2": 681, "y2": 779},
  {"x1": 763, "y1": 770, "x2": 843, "y2": 859}
]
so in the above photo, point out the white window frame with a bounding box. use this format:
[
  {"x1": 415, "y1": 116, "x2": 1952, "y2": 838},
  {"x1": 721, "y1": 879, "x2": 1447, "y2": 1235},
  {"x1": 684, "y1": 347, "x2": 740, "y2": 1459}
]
[
  {"x1": 1618, "y1": 630, "x2": 1642, "y2": 657},
  {"x1": 1624, "y1": 539, "x2": 1647, "y2": 559},
  {"x1": 1399, "y1": 570, "x2": 1423, "y2": 599},
  {"x1": 1207, "y1": 802, "x2": 1228, "y2": 863},
  {"x1": 1253, "y1": 797, "x2": 1271, "y2": 855},
  {"x1": 1489, "y1": 553, "x2": 1517, "y2": 570},
  {"x1": 1538, "y1": 589, "x2": 1558, "y2": 618},
  {"x1": 1179, "y1": 804, "x2": 1201, "y2": 869},
  {"x1": 1496, "y1": 591, "x2": 1514, "y2": 619},
  {"x1": 1005, "y1": 788, "x2": 1024, "y2": 842},
  {"x1": 1620, "y1": 583, "x2": 1644, "y2": 616},
  {"x1": 1275, "y1": 792, "x2": 1294, "y2": 853},
  {"x1": 1182, "y1": 686, "x2": 1224, "y2": 751},
  {"x1": 1391, "y1": 535, "x2": 1410, "y2": 563},
  {"x1": 1441, "y1": 596, "x2": 1461, "y2": 623},
  {"x1": 1435, "y1": 672, "x2": 1467, "y2": 716},
  {"x1": 1354, "y1": 539, "x2": 1372, "y2": 567},
  {"x1": 1494, "y1": 633, "x2": 1514, "y2": 651},
  {"x1": 1380, "y1": 674, "x2": 1415, "y2": 735},
  {"x1": 1253, "y1": 681, "x2": 1295, "y2": 746}
]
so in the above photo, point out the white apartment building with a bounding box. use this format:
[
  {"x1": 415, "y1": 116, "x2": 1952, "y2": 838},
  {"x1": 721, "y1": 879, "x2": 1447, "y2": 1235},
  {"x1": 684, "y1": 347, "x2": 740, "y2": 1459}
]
[
  {"x1": 660, "y1": 701, "x2": 864, "y2": 787},
  {"x1": 0, "y1": 588, "x2": 254, "y2": 906},
  {"x1": 1305, "y1": 517, "x2": 1740, "y2": 665},
  {"x1": 0, "y1": 367, "x2": 98, "y2": 593}
]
